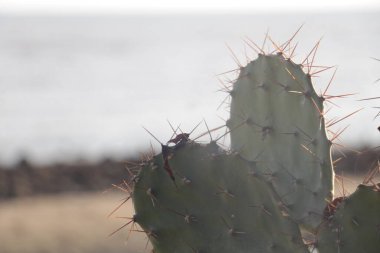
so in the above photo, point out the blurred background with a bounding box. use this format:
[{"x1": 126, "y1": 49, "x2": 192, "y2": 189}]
[{"x1": 0, "y1": 1, "x2": 380, "y2": 252}]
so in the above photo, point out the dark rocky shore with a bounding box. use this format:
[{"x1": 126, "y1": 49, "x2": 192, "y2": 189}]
[
  {"x1": 0, "y1": 158, "x2": 129, "y2": 199},
  {"x1": 0, "y1": 147, "x2": 378, "y2": 200}
]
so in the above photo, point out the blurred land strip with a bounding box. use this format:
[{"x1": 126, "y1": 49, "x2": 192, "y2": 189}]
[
  {"x1": 0, "y1": 147, "x2": 379, "y2": 200},
  {"x1": 0, "y1": 158, "x2": 130, "y2": 200}
]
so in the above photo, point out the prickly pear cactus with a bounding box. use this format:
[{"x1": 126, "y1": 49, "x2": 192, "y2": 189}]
[
  {"x1": 316, "y1": 184, "x2": 380, "y2": 253},
  {"x1": 132, "y1": 142, "x2": 308, "y2": 253},
  {"x1": 227, "y1": 53, "x2": 333, "y2": 229}
]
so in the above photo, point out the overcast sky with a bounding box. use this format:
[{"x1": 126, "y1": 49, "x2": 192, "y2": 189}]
[{"x1": 1, "y1": 0, "x2": 380, "y2": 14}]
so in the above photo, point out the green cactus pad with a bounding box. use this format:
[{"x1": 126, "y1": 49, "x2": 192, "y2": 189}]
[
  {"x1": 227, "y1": 53, "x2": 333, "y2": 229},
  {"x1": 317, "y1": 184, "x2": 380, "y2": 253},
  {"x1": 132, "y1": 142, "x2": 308, "y2": 253}
]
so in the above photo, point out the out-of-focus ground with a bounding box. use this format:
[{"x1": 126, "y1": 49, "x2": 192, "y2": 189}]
[
  {"x1": 0, "y1": 147, "x2": 379, "y2": 253},
  {"x1": 0, "y1": 192, "x2": 150, "y2": 253},
  {"x1": 0, "y1": 159, "x2": 153, "y2": 253}
]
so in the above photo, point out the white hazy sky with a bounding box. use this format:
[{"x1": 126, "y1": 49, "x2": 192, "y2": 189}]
[{"x1": 1, "y1": 0, "x2": 380, "y2": 14}]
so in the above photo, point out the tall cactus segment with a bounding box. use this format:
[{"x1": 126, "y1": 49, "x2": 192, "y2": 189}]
[
  {"x1": 132, "y1": 142, "x2": 308, "y2": 253},
  {"x1": 227, "y1": 53, "x2": 334, "y2": 229},
  {"x1": 316, "y1": 184, "x2": 380, "y2": 253}
]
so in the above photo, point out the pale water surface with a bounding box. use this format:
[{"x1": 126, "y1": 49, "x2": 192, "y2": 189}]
[{"x1": 0, "y1": 12, "x2": 379, "y2": 165}]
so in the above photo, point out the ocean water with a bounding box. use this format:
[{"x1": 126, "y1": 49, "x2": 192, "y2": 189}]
[{"x1": 0, "y1": 12, "x2": 379, "y2": 166}]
